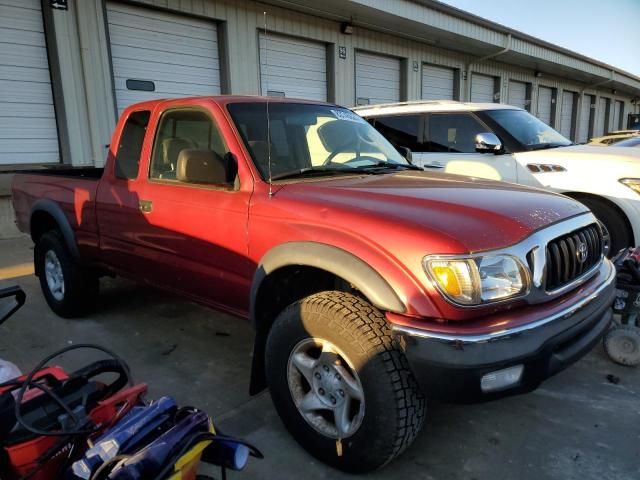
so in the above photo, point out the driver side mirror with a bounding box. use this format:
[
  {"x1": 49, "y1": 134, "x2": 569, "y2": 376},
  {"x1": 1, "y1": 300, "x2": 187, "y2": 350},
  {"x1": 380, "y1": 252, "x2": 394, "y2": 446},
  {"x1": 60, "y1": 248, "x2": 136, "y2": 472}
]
[
  {"x1": 475, "y1": 133, "x2": 503, "y2": 154},
  {"x1": 396, "y1": 145, "x2": 413, "y2": 164}
]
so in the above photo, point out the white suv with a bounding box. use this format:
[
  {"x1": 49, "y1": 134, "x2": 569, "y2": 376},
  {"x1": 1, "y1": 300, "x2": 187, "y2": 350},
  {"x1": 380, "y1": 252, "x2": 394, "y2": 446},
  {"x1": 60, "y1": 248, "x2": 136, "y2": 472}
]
[{"x1": 355, "y1": 101, "x2": 640, "y2": 253}]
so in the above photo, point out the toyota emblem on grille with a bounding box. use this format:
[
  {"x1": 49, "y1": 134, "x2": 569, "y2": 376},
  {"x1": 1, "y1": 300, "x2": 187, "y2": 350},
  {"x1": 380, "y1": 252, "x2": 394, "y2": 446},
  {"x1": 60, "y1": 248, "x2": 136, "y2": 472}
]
[{"x1": 576, "y1": 242, "x2": 588, "y2": 264}]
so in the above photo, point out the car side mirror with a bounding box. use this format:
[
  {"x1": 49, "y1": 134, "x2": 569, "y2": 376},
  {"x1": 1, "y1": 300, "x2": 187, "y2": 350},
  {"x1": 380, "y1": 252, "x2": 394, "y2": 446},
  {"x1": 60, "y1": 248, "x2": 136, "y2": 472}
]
[
  {"x1": 475, "y1": 133, "x2": 503, "y2": 154},
  {"x1": 396, "y1": 145, "x2": 413, "y2": 164},
  {"x1": 176, "y1": 149, "x2": 230, "y2": 185}
]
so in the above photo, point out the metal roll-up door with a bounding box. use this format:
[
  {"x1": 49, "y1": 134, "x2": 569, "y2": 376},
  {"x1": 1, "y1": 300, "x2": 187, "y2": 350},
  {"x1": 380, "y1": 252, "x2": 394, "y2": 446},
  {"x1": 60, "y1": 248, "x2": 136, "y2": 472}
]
[
  {"x1": 594, "y1": 97, "x2": 608, "y2": 136},
  {"x1": 0, "y1": 0, "x2": 59, "y2": 165},
  {"x1": 559, "y1": 91, "x2": 575, "y2": 139},
  {"x1": 508, "y1": 80, "x2": 528, "y2": 110},
  {"x1": 355, "y1": 52, "x2": 401, "y2": 105},
  {"x1": 106, "y1": 2, "x2": 221, "y2": 115},
  {"x1": 577, "y1": 94, "x2": 593, "y2": 143},
  {"x1": 259, "y1": 33, "x2": 327, "y2": 101},
  {"x1": 537, "y1": 86, "x2": 553, "y2": 125},
  {"x1": 470, "y1": 73, "x2": 495, "y2": 103},
  {"x1": 422, "y1": 64, "x2": 455, "y2": 100},
  {"x1": 613, "y1": 100, "x2": 624, "y2": 130}
]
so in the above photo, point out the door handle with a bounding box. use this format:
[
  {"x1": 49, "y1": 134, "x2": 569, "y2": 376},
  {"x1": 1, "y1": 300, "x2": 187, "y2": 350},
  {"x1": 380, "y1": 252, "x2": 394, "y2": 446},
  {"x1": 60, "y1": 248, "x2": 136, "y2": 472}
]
[{"x1": 139, "y1": 199, "x2": 153, "y2": 213}]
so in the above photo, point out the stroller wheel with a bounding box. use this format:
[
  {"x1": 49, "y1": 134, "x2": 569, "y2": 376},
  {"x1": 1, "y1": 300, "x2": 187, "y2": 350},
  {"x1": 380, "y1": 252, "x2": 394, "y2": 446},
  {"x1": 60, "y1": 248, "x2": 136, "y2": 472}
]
[{"x1": 604, "y1": 325, "x2": 640, "y2": 366}]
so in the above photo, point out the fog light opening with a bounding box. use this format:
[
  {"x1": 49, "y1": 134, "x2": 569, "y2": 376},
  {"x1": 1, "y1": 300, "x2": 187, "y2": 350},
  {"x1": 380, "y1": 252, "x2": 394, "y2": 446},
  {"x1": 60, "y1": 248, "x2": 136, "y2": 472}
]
[{"x1": 480, "y1": 365, "x2": 524, "y2": 393}]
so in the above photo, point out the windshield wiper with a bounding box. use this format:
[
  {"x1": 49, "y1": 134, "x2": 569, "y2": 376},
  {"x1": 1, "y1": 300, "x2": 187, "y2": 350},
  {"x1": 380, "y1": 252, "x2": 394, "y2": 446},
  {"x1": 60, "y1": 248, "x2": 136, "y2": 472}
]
[
  {"x1": 353, "y1": 161, "x2": 423, "y2": 172},
  {"x1": 529, "y1": 143, "x2": 566, "y2": 151},
  {"x1": 270, "y1": 166, "x2": 363, "y2": 181}
]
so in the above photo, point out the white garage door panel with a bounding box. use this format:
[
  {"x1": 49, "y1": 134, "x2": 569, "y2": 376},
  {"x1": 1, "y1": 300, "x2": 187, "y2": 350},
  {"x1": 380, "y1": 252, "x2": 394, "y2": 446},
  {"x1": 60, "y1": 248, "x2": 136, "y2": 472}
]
[
  {"x1": 107, "y1": 2, "x2": 221, "y2": 114},
  {"x1": 613, "y1": 101, "x2": 623, "y2": 130},
  {"x1": 577, "y1": 95, "x2": 592, "y2": 143},
  {"x1": 0, "y1": 0, "x2": 59, "y2": 165},
  {"x1": 508, "y1": 80, "x2": 527, "y2": 109},
  {"x1": 537, "y1": 86, "x2": 553, "y2": 125},
  {"x1": 594, "y1": 97, "x2": 607, "y2": 136},
  {"x1": 422, "y1": 65, "x2": 455, "y2": 100},
  {"x1": 471, "y1": 74, "x2": 494, "y2": 103},
  {"x1": 355, "y1": 52, "x2": 401, "y2": 105},
  {"x1": 259, "y1": 33, "x2": 327, "y2": 101},
  {"x1": 559, "y1": 91, "x2": 574, "y2": 139}
]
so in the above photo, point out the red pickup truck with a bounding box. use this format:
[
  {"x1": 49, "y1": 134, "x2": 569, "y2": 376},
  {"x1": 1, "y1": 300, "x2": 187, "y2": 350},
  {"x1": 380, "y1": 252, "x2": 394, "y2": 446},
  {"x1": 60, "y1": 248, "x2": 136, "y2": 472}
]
[{"x1": 12, "y1": 96, "x2": 615, "y2": 473}]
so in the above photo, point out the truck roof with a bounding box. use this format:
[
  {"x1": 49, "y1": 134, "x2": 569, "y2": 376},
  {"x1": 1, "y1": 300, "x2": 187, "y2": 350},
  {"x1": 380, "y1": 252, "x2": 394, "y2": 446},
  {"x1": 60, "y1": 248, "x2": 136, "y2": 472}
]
[
  {"x1": 122, "y1": 95, "x2": 337, "y2": 112},
  {"x1": 352, "y1": 100, "x2": 521, "y2": 117}
]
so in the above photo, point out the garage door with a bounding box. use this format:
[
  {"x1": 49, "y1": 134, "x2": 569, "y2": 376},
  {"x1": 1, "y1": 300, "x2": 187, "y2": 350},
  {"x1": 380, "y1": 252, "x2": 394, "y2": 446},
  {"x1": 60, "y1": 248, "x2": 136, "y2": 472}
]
[
  {"x1": 470, "y1": 73, "x2": 496, "y2": 103},
  {"x1": 0, "y1": 0, "x2": 58, "y2": 165},
  {"x1": 259, "y1": 33, "x2": 326, "y2": 101},
  {"x1": 422, "y1": 64, "x2": 455, "y2": 100},
  {"x1": 106, "y1": 2, "x2": 221, "y2": 115},
  {"x1": 594, "y1": 97, "x2": 608, "y2": 136},
  {"x1": 559, "y1": 91, "x2": 575, "y2": 139},
  {"x1": 536, "y1": 86, "x2": 553, "y2": 125},
  {"x1": 613, "y1": 100, "x2": 624, "y2": 130},
  {"x1": 577, "y1": 94, "x2": 594, "y2": 143},
  {"x1": 355, "y1": 52, "x2": 401, "y2": 105},
  {"x1": 508, "y1": 80, "x2": 528, "y2": 110}
]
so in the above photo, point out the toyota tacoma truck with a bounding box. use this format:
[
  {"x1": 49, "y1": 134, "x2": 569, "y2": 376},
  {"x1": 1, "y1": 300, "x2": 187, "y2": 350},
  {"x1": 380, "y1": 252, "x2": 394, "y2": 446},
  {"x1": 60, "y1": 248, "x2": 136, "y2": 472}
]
[
  {"x1": 12, "y1": 96, "x2": 615, "y2": 473},
  {"x1": 355, "y1": 101, "x2": 640, "y2": 255}
]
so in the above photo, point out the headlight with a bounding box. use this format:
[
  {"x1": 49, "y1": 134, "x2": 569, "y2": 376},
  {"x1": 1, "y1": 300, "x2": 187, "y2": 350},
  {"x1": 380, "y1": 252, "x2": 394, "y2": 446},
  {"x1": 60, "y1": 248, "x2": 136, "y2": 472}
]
[
  {"x1": 424, "y1": 255, "x2": 529, "y2": 306},
  {"x1": 620, "y1": 178, "x2": 640, "y2": 195}
]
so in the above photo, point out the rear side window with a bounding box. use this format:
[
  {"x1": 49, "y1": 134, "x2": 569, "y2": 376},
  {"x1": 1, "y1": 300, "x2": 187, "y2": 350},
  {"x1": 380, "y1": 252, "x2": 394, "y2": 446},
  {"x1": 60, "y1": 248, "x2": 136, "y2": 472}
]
[
  {"x1": 114, "y1": 110, "x2": 151, "y2": 180},
  {"x1": 427, "y1": 113, "x2": 486, "y2": 153},
  {"x1": 371, "y1": 115, "x2": 425, "y2": 152}
]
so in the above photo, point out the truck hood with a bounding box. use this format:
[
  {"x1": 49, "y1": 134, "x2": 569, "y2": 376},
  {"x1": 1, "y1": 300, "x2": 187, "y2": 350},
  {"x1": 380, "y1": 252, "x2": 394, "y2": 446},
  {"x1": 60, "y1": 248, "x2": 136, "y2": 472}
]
[
  {"x1": 517, "y1": 144, "x2": 640, "y2": 164},
  {"x1": 278, "y1": 171, "x2": 588, "y2": 252}
]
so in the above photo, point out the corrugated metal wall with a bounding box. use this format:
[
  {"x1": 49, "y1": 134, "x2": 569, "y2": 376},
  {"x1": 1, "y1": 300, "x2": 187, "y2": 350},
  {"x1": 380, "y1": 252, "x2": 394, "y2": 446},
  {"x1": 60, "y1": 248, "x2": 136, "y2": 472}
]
[{"x1": 42, "y1": 0, "x2": 639, "y2": 167}]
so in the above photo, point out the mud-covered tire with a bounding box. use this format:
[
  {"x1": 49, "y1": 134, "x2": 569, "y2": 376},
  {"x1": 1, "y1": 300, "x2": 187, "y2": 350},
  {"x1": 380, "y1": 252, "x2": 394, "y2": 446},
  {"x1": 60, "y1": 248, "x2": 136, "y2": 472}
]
[
  {"x1": 265, "y1": 291, "x2": 426, "y2": 473},
  {"x1": 604, "y1": 325, "x2": 640, "y2": 366},
  {"x1": 35, "y1": 230, "x2": 98, "y2": 318}
]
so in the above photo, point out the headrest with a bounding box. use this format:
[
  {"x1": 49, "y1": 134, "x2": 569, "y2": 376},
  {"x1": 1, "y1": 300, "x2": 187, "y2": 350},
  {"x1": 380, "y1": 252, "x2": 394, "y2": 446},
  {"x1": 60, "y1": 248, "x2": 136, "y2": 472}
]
[
  {"x1": 317, "y1": 120, "x2": 359, "y2": 152},
  {"x1": 163, "y1": 138, "x2": 195, "y2": 166},
  {"x1": 176, "y1": 149, "x2": 227, "y2": 185}
]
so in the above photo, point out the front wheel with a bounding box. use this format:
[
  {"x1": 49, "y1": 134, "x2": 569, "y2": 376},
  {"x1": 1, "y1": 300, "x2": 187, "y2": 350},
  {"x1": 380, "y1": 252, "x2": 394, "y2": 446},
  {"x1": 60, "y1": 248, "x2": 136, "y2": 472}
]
[
  {"x1": 35, "y1": 230, "x2": 98, "y2": 318},
  {"x1": 265, "y1": 291, "x2": 425, "y2": 473},
  {"x1": 577, "y1": 197, "x2": 632, "y2": 256}
]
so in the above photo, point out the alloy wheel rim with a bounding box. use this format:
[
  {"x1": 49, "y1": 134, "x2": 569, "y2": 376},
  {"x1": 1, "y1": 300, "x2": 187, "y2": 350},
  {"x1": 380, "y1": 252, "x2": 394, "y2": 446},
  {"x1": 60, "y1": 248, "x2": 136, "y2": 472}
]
[
  {"x1": 287, "y1": 337, "x2": 365, "y2": 439},
  {"x1": 44, "y1": 250, "x2": 65, "y2": 301}
]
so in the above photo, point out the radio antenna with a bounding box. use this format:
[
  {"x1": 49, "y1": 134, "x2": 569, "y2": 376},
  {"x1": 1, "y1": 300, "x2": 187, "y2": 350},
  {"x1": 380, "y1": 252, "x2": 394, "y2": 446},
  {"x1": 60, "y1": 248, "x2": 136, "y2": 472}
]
[{"x1": 263, "y1": 11, "x2": 273, "y2": 197}]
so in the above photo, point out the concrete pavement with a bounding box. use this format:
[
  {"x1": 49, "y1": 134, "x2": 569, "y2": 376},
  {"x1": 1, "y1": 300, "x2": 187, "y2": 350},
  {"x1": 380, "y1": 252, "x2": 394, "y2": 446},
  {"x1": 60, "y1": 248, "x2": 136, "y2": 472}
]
[{"x1": 0, "y1": 236, "x2": 638, "y2": 480}]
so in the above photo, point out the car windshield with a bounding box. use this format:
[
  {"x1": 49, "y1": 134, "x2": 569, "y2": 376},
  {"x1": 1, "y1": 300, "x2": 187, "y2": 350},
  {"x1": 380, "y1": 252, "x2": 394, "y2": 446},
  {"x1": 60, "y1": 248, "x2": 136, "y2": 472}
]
[
  {"x1": 227, "y1": 102, "x2": 409, "y2": 180},
  {"x1": 484, "y1": 109, "x2": 572, "y2": 150}
]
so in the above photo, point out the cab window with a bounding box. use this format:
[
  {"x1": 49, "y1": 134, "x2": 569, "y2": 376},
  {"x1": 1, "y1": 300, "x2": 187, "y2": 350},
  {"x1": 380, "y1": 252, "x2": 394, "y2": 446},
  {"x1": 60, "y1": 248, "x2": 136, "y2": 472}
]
[
  {"x1": 370, "y1": 115, "x2": 426, "y2": 152},
  {"x1": 114, "y1": 110, "x2": 150, "y2": 180},
  {"x1": 150, "y1": 109, "x2": 228, "y2": 184}
]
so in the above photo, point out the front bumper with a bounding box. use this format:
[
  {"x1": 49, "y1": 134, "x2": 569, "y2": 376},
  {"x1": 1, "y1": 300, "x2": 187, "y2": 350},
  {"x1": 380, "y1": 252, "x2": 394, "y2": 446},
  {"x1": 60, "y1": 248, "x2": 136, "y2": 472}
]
[{"x1": 392, "y1": 260, "x2": 617, "y2": 403}]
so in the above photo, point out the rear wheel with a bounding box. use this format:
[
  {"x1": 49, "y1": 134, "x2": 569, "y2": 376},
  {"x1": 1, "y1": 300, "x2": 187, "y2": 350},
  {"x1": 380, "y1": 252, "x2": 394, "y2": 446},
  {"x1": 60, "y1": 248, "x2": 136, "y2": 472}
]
[
  {"x1": 577, "y1": 197, "x2": 632, "y2": 256},
  {"x1": 35, "y1": 230, "x2": 98, "y2": 318},
  {"x1": 265, "y1": 291, "x2": 425, "y2": 473}
]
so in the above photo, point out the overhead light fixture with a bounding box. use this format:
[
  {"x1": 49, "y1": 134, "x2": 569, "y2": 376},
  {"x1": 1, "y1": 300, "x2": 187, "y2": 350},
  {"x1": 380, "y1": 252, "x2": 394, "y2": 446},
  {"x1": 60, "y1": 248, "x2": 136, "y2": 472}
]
[
  {"x1": 534, "y1": 71, "x2": 542, "y2": 78},
  {"x1": 612, "y1": 89, "x2": 618, "y2": 95},
  {"x1": 341, "y1": 22, "x2": 353, "y2": 35}
]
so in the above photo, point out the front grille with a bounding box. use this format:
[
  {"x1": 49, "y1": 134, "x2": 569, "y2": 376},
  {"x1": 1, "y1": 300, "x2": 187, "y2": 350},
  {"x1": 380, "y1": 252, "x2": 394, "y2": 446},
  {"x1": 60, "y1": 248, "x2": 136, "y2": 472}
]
[{"x1": 545, "y1": 223, "x2": 602, "y2": 291}]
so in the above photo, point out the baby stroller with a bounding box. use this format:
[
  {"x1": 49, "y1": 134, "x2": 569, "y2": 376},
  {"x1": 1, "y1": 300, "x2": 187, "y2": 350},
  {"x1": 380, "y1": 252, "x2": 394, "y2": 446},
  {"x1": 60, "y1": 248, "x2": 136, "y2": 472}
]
[{"x1": 607, "y1": 248, "x2": 640, "y2": 366}]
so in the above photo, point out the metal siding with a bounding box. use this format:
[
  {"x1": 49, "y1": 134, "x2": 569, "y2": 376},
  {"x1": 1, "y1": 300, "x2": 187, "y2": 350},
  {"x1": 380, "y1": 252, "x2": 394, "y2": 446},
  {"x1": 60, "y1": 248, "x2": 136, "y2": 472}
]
[
  {"x1": 471, "y1": 73, "x2": 495, "y2": 102},
  {"x1": 421, "y1": 64, "x2": 455, "y2": 100},
  {"x1": 0, "y1": 0, "x2": 59, "y2": 165},
  {"x1": 578, "y1": 95, "x2": 593, "y2": 143},
  {"x1": 259, "y1": 32, "x2": 327, "y2": 101},
  {"x1": 508, "y1": 80, "x2": 527, "y2": 109},
  {"x1": 559, "y1": 91, "x2": 574, "y2": 139},
  {"x1": 355, "y1": 51, "x2": 401, "y2": 105},
  {"x1": 536, "y1": 86, "x2": 553, "y2": 125},
  {"x1": 106, "y1": 2, "x2": 221, "y2": 114}
]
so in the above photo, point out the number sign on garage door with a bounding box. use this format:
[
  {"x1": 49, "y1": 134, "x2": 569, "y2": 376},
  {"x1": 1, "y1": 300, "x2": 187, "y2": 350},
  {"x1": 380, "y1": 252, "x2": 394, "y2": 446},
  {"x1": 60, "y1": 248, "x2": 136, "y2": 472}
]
[
  {"x1": 106, "y1": 2, "x2": 222, "y2": 114},
  {"x1": 0, "y1": 0, "x2": 59, "y2": 165},
  {"x1": 536, "y1": 86, "x2": 554, "y2": 126},
  {"x1": 259, "y1": 33, "x2": 327, "y2": 101},
  {"x1": 470, "y1": 73, "x2": 496, "y2": 103},
  {"x1": 355, "y1": 52, "x2": 401, "y2": 105},
  {"x1": 422, "y1": 64, "x2": 456, "y2": 100},
  {"x1": 508, "y1": 80, "x2": 529, "y2": 110},
  {"x1": 559, "y1": 91, "x2": 576, "y2": 140}
]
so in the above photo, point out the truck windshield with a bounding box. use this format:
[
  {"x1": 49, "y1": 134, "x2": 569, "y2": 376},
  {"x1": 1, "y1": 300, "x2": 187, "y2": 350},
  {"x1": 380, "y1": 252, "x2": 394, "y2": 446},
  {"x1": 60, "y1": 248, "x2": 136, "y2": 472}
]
[
  {"x1": 484, "y1": 109, "x2": 572, "y2": 150},
  {"x1": 227, "y1": 102, "x2": 410, "y2": 180}
]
